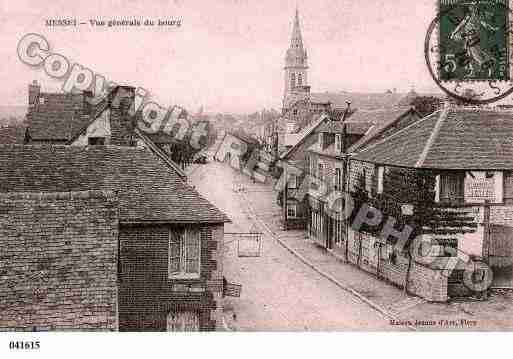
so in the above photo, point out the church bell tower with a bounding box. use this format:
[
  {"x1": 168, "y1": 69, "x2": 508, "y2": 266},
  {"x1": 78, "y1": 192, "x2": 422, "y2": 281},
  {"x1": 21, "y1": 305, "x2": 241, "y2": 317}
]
[{"x1": 283, "y1": 8, "x2": 309, "y2": 111}]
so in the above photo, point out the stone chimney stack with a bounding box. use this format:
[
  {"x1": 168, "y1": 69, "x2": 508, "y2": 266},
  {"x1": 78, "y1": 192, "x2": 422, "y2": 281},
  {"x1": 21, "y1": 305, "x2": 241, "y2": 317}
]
[
  {"x1": 28, "y1": 80, "x2": 40, "y2": 108},
  {"x1": 110, "y1": 86, "x2": 136, "y2": 146}
]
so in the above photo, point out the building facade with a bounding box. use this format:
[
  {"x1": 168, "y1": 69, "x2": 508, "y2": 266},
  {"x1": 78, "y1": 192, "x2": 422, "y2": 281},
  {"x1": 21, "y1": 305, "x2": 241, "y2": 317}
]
[
  {"x1": 346, "y1": 105, "x2": 513, "y2": 300},
  {"x1": 0, "y1": 145, "x2": 230, "y2": 331}
]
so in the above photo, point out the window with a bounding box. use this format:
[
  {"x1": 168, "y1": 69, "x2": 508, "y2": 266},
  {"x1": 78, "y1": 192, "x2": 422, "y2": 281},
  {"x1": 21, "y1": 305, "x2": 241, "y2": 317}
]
[
  {"x1": 290, "y1": 73, "x2": 296, "y2": 88},
  {"x1": 288, "y1": 174, "x2": 298, "y2": 189},
  {"x1": 439, "y1": 173, "x2": 464, "y2": 204},
  {"x1": 377, "y1": 166, "x2": 385, "y2": 194},
  {"x1": 318, "y1": 163, "x2": 324, "y2": 181},
  {"x1": 334, "y1": 219, "x2": 344, "y2": 247},
  {"x1": 318, "y1": 133, "x2": 324, "y2": 149},
  {"x1": 287, "y1": 203, "x2": 297, "y2": 218},
  {"x1": 334, "y1": 167, "x2": 342, "y2": 191},
  {"x1": 169, "y1": 228, "x2": 201, "y2": 279},
  {"x1": 38, "y1": 97, "x2": 45, "y2": 105},
  {"x1": 335, "y1": 134, "x2": 342, "y2": 152},
  {"x1": 88, "y1": 137, "x2": 105, "y2": 146},
  {"x1": 309, "y1": 157, "x2": 316, "y2": 176},
  {"x1": 298, "y1": 73, "x2": 303, "y2": 86}
]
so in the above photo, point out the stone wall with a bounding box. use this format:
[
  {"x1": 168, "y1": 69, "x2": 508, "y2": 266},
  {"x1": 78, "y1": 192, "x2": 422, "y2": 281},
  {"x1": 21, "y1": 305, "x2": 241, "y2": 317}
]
[
  {"x1": 0, "y1": 190, "x2": 119, "y2": 331},
  {"x1": 348, "y1": 229, "x2": 449, "y2": 302}
]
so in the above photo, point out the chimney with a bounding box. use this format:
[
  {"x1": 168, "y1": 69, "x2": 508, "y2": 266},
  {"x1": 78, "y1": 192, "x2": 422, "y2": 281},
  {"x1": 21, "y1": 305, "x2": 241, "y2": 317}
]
[
  {"x1": 110, "y1": 86, "x2": 137, "y2": 146},
  {"x1": 28, "y1": 80, "x2": 40, "y2": 108}
]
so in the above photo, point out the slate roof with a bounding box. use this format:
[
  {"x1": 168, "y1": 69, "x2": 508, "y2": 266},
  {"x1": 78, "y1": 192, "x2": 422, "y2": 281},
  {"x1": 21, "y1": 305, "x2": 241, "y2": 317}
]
[
  {"x1": 348, "y1": 108, "x2": 421, "y2": 153},
  {"x1": 310, "y1": 91, "x2": 406, "y2": 110},
  {"x1": 26, "y1": 93, "x2": 92, "y2": 141},
  {"x1": 352, "y1": 106, "x2": 513, "y2": 170},
  {"x1": 0, "y1": 190, "x2": 119, "y2": 331},
  {"x1": 280, "y1": 114, "x2": 329, "y2": 160},
  {"x1": 0, "y1": 125, "x2": 26, "y2": 144},
  {"x1": 0, "y1": 145, "x2": 230, "y2": 223},
  {"x1": 318, "y1": 120, "x2": 373, "y2": 135}
]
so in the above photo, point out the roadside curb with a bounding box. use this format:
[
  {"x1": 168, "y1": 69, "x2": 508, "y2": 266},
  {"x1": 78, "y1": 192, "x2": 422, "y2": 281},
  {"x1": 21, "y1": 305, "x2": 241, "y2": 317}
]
[
  {"x1": 240, "y1": 191, "x2": 417, "y2": 332},
  {"x1": 274, "y1": 235, "x2": 417, "y2": 331}
]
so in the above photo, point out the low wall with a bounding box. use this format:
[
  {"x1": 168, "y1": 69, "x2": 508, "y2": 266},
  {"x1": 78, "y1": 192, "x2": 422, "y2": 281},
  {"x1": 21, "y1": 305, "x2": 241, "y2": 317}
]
[{"x1": 347, "y1": 229, "x2": 449, "y2": 302}]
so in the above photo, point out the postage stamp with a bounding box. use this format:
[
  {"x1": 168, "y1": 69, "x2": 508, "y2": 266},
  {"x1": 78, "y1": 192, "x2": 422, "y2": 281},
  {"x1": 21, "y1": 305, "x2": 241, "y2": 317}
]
[
  {"x1": 425, "y1": 0, "x2": 513, "y2": 103},
  {"x1": 439, "y1": 0, "x2": 509, "y2": 81}
]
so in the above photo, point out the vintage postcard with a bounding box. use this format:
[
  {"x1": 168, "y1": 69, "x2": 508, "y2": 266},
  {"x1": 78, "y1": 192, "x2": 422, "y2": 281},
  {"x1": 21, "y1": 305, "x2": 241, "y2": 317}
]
[{"x1": 0, "y1": 0, "x2": 512, "y2": 355}]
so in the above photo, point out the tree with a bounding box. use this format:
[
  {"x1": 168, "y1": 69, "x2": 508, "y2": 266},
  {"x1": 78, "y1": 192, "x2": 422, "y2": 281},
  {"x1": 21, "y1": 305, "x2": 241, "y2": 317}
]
[
  {"x1": 350, "y1": 167, "x2": 476, "y2": 255},
  {"x1": 410, "y1": 96, "x2": 443, "y2": 117}
]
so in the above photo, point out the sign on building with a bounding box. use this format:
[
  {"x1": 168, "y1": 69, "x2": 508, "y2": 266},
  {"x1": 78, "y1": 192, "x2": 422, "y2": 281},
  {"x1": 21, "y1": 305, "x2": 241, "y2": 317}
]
[{"x1": 464, "y1": 171, "x2": 503, "y2": 203}]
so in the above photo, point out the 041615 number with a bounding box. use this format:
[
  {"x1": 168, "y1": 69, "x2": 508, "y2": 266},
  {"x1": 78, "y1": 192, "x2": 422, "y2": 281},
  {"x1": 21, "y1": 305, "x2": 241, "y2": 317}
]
[{"x1": 9, "y1": 341, "x2": 40, "y2": 350}]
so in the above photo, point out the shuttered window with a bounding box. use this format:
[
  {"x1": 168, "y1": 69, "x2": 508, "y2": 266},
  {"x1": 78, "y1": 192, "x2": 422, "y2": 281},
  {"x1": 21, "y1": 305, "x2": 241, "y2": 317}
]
[{"x1": 169, "y1": 228, "x2": 201, "y2": 279}]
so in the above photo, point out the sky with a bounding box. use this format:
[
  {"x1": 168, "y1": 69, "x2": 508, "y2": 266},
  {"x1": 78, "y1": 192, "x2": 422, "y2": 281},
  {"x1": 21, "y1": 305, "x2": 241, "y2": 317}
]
[{"x1": 0, "y1": 0, "x2": 442, "y2": 113}]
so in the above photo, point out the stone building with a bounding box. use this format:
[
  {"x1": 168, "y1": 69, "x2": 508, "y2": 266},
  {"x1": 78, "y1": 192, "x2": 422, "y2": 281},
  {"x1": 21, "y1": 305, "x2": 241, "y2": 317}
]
[
  {"x1": 24, "y1": 80, "x2": 187, "y2": 178},
  {"x1": 0, "y1": 145, "x2": 230, "y2": 331},
  {"x1": 305, "y1": 108, "x2": 422, "y2": 258},
  {"x1": 347, "y1": 105, "x2": 513, "y2": 300}
]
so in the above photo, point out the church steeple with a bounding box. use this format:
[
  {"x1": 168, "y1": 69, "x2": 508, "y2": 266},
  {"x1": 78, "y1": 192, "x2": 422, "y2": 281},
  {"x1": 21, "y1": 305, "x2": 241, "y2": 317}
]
[
  {"x1": 283, "y1": 8, "x2": 309, "y2": 111},
  {"x1": 290, "y1": 8, "x2": 304, "y2": 51}
]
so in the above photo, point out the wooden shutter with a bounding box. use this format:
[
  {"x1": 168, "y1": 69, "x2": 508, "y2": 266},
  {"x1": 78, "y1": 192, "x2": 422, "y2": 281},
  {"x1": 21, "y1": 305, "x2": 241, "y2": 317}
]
[
  {"x1": 169, "y1": 230, "x2": 181, "y2": 275},
  {"x1": 185, "y1": 229, "x2": 200, "y2": 275}
]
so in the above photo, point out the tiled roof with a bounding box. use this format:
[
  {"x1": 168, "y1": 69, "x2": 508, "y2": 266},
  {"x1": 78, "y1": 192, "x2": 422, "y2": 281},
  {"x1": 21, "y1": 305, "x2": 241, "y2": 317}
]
[
  {"x1": 280, "y1": 114, "x2": 329, "y2": 160},
  {"x1": 310, "y1": 92, "x2": 406, "y2": 110},
  {"x1": 348, "y1": 108, "x2": 421, "y2": 153},
  {"x1": 0, "y1": 190, "x2": 118, "y2": 331},
  {"x1": 0, "y1": 145, "x2": 230, "y2": 223},
  {"x1": 318, "y1": 120, "x2": 373, "y2": 135},
  {"x1": 26, "y1": 93, "x2": 92, "y2": 141},
  {"x1": 0, "y1": 125, "x2": 26, "y2": 144},
  {"x1": 352, "y1": 106, "x2": 513, "y2": 170}
]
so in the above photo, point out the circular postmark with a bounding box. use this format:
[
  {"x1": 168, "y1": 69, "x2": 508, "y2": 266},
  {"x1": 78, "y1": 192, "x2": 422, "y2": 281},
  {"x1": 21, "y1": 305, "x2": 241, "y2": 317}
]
[{"x1": 425, "y1": 0, "x2": 513, "y2": 104}]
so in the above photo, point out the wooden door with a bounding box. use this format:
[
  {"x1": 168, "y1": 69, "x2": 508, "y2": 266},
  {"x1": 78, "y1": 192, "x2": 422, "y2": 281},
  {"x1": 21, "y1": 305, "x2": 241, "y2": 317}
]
[{"x1": 167, "y1": 311, "x2": 200, "y2": 332}]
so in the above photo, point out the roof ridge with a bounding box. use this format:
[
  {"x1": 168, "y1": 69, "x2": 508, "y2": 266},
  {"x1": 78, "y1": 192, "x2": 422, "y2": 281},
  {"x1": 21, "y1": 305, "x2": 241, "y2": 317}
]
[
  {"x1": 133, "y1": 127, "x2": 187, "y2": 179},
  {"x1": 414, "y1": 104, "x2": 449, "y2": 168},
  {"x1": 280, "y1": 114, "x2": 329, "y2": 160},
  {"x1": 0, "y1": 143, "x2": 147, "y2": 151},
  {"x1": 350, "y1": 109, "x2": 442, "y2": 156},
  {"x1": 0, "y1": 190, "x2": 117, "y2": 201}
]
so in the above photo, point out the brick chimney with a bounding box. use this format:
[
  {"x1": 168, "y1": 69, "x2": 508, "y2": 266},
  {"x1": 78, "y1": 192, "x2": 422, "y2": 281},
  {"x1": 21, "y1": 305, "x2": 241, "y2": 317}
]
[
  {"x1": 109, "y1": 86, "x2": 136, "y2": 146},
  {"x1": 28, "y1": 80, "x2": 40, "y2": 108}
]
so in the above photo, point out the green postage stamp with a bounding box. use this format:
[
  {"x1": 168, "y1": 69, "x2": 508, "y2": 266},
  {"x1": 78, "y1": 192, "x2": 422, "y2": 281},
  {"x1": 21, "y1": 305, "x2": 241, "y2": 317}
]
[{"x1": 439, "y1": 0, "x2": 510, "y2": 81}]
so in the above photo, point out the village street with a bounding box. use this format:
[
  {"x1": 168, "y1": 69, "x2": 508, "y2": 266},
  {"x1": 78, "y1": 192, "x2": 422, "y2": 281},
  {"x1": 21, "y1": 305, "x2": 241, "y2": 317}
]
[{"x1": 189, "y1": 159, "x2": 406, "y2": 331}]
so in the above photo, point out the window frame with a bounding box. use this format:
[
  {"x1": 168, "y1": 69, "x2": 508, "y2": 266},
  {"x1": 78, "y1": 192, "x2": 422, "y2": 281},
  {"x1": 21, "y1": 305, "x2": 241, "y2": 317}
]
[
  {"x1": 287, "y1": 203, "x2": 298, "y2": 218},
  {"x1": 334, "y1": 167, "x2": 342, "y2": 191},
  {"x1": 168, "y1": 228, "x2": 201, "y2": 280},
  {"x1": 335, "y1": 134, "x2": 342, "y2": 152},
  {"x1": 288, "y1": 174, "x2": 298, "y2": 189},
  {"x1": 438, "y1": 172, "x2": 465, "y2": 205},
  {"x1": 88, "y1": 137, "x2": 106, "y2": 146},
  {"x1": 318, "y1": 162, "x2": 324, "y2": 181}
]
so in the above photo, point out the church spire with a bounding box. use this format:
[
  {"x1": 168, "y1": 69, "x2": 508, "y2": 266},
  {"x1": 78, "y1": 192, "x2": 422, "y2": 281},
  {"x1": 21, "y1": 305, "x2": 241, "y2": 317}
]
[
  {"x1": 283, "y1": 7, "x2": 309, "y2": 111},
  {"x1": 290, "y1": 7, "x2": 303, "y2": 50}
]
